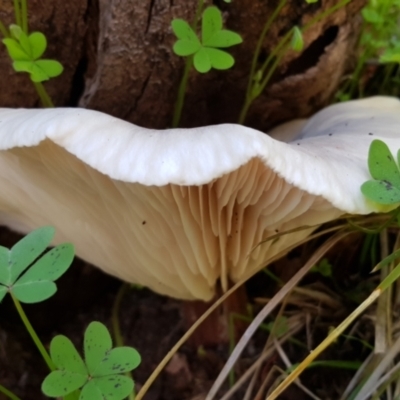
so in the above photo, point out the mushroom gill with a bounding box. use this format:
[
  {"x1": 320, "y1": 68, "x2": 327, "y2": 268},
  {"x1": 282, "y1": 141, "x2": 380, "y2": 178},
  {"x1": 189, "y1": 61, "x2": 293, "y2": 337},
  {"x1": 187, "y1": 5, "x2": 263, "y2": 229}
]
[
  {"x1": 1, "y1": 97, "x2": 400, "y2": 300},
  {"x1": 1, "y1": 141, "x2": 339, "y2": 300}
]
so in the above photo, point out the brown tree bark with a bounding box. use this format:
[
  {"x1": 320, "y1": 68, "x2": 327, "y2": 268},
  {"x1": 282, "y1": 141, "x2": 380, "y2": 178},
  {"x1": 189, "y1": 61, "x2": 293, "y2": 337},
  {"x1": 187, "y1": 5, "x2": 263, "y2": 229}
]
[{"x1": 0, "y1": 0, "x2": 366, "y2": 131}]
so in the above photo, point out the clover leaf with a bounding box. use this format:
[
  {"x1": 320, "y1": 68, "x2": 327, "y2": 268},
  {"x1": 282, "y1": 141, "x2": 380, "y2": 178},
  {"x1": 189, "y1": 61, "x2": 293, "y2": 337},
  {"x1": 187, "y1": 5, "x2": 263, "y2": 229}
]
[
  {"x1": 362, "y1": 8, "x2": 384, "y2": 25},
  {"x1": 0, "y1": 226, "x2": 74, "y2": 303},
  {"x1": 361, "y1": 139, "x2": 400, "y2": 205},
  {"x1": 42, "y1": 322, "x2": 141, "y2": 400},
  {"x1": 380, "y1": 40, "x2": 400, "y2": 64},
  {"x1": 172, "y1": 6, "x2": 242, "y2": 73},
  {"x1": 2, "y1": 24, "x2": 63, "y2": 82}
]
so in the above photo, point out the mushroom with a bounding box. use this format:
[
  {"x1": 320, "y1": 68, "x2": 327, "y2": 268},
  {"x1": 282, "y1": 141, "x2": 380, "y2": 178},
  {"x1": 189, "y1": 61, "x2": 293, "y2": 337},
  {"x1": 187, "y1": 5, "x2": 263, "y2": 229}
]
[{"x1": 0, "y1": 96, "x2": 399, "y2": 301}]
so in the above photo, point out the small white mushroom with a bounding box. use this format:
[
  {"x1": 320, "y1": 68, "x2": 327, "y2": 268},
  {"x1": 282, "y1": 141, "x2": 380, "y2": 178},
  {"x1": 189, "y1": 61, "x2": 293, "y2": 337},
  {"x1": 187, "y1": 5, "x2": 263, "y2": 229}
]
[{"x1": 0, "y1": 96, "x2": 399, "y2": 300}]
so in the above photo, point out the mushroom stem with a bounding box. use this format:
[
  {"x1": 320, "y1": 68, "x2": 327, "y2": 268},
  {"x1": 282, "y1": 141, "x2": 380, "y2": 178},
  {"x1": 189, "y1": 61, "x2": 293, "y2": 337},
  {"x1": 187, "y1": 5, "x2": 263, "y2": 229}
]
[{"x1": 182, "y1": 283, "x2": 248, "y2": 347}]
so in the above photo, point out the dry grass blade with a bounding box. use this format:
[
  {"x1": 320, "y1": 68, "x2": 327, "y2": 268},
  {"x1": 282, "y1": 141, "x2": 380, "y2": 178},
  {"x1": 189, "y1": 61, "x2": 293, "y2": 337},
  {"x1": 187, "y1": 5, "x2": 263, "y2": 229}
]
[
  {"x1": 272, "y1": 338, "x2": 321, "y2": 400},
  {"x1": 136, "y1": 214, "x2": 393, "y2": 400},
  {"x1": 268, "y1": 218, "x2": 400, "y2": 399},
  {"x1": 242, "y1": 301, "x2": 291, "y2": 400},
  {"x1": 268, "y1": 288, "x2": 382, "y2": 399},
  {"x1": 250, "y1": 222, "x2": 348, "y2": 258},
  {"x1": 206, "y1": 231, "x2": 349, "y2": 400},
  {"x1": 219, "y1": 316, "x2": 304, "y2": 400},
  {"x1": 371, "y1": 362, "x2": 400, "y2": 399},
  {"x1": 340, "y1": 352, "x2": 375, "y2": 400},
  {"x1": 134, "y1": 278, "x2": 245, "y2": 400},
  {"x1": 375, "y1": 230, "x2": 390, "y2": 354},
  {"x1": 135, "y1": 225, "x2": 349, "y2": 399},
  {"x1": 353, "y1": 232, "x2": 400, "y2": 400},
  {"x1": 354, "y1": 335, "x2": 400, "y2": 400},
  {"x1": 256, "y1": 283, "x2": 342, "y2": 310}
]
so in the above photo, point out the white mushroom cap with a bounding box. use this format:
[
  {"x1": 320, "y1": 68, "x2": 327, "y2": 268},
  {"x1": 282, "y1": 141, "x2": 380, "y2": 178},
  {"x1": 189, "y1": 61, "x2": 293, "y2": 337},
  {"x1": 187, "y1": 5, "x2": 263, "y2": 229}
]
[{"x1": 0, "y1": 96, "x2": 399, "y2": 300}]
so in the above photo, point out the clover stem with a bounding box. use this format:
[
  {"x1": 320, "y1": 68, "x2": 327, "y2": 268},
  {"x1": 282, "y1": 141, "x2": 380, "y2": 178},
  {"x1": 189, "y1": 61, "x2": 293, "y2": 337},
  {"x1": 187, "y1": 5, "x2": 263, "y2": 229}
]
[
  {"x1": 0, "y1": 20, "x2": 9, "y2": 38},
  {"x1": 238, "y1": 0, "x2": 350, "y2": 125},
  {"x1": 64, "y1": 391, "x2": 81, "y2": 400},
  {"x1": 172, "y1": 55, "x2": 193, "y2": 128},
  {"x1": 20, "y1": 0, "x2": 28, "y2": 34},
  {"x1": 111, "y1": 283, "x2": 135, "y2": 400},
  {"x1": 237, "y1": 52, "x2": 283, "y2": 125},
  {"x1": 12, "y1": 0, "x2": 22, "y2": 28},
  {"x1": 237, "y1": 97, "x2": 252, "y2": 125},
  {"x1": 0, "y1": 384, "x2": 21, "y2": 400},
  {"x1": 172, "y1": 0, "x2": 204, "y2": 128},
  {"x1": 348, "y1": 51, "x2": 369, "y2": 97},
  {"x1": 302, "y1": 0, "x2": 351, "y2": 33},
  {"x1": 257, "y1": 49, "x2": 286, "y2": 98},
  {"x1": 112, "y1": 283, "x2": 128, "y2": 347},
  {"x1": 260, "y1": 0, "x2": 349, "y2": 91},
  {"x1": 244, "y1": 0, "x2": 287, "y2": 101},
  {"x1": 192, "y1": 0, "x2": 205, "y2": 30},
  {"x1": 381, "y1": 63, "x2": 397, "y2": 94},
  {"x1": 33, "y1": 82, "x2": 55, "y2": 108},
  {"x1": 10, "y1": 292, "x2": 55, "y2": 371}
]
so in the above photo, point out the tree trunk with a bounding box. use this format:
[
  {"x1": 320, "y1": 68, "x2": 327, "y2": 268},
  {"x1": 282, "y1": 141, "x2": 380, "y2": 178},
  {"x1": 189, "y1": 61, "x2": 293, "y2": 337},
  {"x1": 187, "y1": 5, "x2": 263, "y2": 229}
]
[
  {"x1": 0, "y1": 0, "x2": 365, "y2": 131},
  {"x1": 0, "y1": 0, "x2": 89, "y2": 106}
]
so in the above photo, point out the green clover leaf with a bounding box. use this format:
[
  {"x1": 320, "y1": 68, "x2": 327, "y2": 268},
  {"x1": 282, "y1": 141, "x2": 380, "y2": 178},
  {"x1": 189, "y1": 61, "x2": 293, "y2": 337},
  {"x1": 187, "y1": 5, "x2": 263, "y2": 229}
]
[
  {"x1": 361, "y1": 140, "x2": 400, "y2": 205},
  {"x1": 362, "y1": 8, "x2": 384, "y2": 24},
  {"x1": 171, "y1": 6, "x2": 242, "y2": 73},
  {"x1": 2, "y1": 24, "x2": 63, "y2": 82},
  {"x1": 202, "y1": 6, "x2": 223, "y2": 45},
  {"x1": 42, "y1": 322, "x2": 141, "y2": 400},
  {"x1": 194, "y1": 47, "x2": 235, "y2": 73},
  {"x1": 0, "y1": 226, "x2": 74, "y2": 303},
  {"x1": 3, "y1": 38, "x2": 29, "y2": 60},
  {"x1": 79, "y1": 376, "x2": 134, "y2": 400},
  {"x1": 13, "y1": 59, "x2": 63, "y2": 82},
  {"x1": 172, "y1": 20, "x2": 201, "y2": 56},
  {"x1": 28, "y1": 32, "x2": 47, "y2": 59},
  {"x1": 43, "y1": 336, "x2": 88, "y2": 397}
]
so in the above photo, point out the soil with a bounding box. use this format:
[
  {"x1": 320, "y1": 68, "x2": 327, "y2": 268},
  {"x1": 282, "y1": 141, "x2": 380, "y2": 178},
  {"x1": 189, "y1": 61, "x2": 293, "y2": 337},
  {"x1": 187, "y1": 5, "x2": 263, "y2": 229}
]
[
  {"x1": 0, "y1": 227, "x2": 254, "y2": 400},
  {"x1": 0, "y1": 226, "x2": 373, "y2": 400}
]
